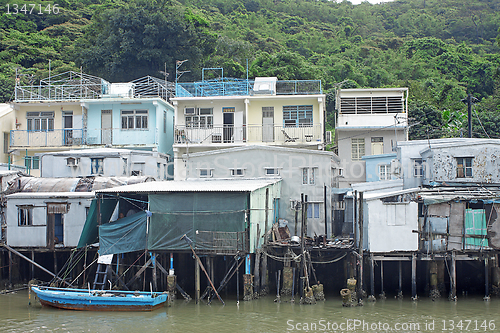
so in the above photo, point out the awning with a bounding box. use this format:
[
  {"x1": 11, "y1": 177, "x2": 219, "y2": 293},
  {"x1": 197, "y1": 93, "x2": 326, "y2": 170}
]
[
  {"x1": 77, "y1": 197, "x2": 118, "y2": 248},
  {"x1": 98, "y1": 211, "x2": 147, "y2": 255}
]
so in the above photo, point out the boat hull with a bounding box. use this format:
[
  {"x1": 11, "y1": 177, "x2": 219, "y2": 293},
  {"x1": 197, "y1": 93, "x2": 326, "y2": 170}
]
[{"x1": 31, "y1": 286, "x2": 168, "y2": 311}]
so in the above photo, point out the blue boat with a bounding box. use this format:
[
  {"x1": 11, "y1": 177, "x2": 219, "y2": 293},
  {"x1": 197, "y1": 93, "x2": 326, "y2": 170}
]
[{"x1": 31, "y1": 286, "x2": 168, "y2": 311}]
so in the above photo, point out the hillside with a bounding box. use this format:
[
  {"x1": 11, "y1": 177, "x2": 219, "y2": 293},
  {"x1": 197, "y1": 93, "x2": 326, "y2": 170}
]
[{"x1": 1, "y1": 0, "x2": 499, "y2": 138}]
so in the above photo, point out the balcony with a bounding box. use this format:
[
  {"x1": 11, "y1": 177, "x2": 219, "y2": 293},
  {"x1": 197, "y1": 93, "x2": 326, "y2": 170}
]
[
  {"x1": 174, "y1": 124, "x2": 323, "y2": 145},
  {"x1": 10, "y1": 129, "x2": 85, "y2": 148}
]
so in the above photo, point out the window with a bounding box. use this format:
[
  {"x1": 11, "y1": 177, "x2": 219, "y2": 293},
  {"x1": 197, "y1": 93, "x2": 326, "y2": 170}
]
[
  {"x1": 456, "y1": 157, "x2": 473, "y2": 178},
  {"x1": 91, "y1": 158, "x2": 104, "y2": 175},
  {"x1": 351, "y1": 138, "x2": 365, "y2": 160},
  {"x1": 199, "y1": 168, "x2": 213, "y2": 178},
  {"x1": 26, "y1": 112, "x2": 54, "y2": 132},
  {"x1": 121, "y1": 110, "x2": 148, "y2": 129},
  {"x1": 264, "y1": 168, "x2": 280, "y2": 176},
  {"x1": 185, "y1": 108, "x2": 213, "y2": 129},
  {"x1": 302, "y1": 168, "x2": 316, "y2": 185},
  {"x1": 283, "y1": 105, "x2": 313, "y2": 127},
  {"x1": 378, "y1": 164, "x2": 390, "y2": 180},
  {"x1": 18, "y1": 205, "x2": 33, "y2": 226},
  {"x1": 230, "y1": 168, "x2": 245, "y2": 177},
  {"x1": 307, "y1": 203, "x2": 321, "y2": 219},
  {"x1": 371, "y1": 137, "x2": 384, "y2": 155},
  {"x1": 24, "y1": 156, "x2": 39, "y2": 170},
  {"x1": 413, "y1": 159, "x2": 423, "y2": 177}
]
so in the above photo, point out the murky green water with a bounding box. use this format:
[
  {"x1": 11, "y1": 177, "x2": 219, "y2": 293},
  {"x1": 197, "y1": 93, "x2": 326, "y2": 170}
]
[{"x1": 1, "y1": 291, "x2": 500, "y2": 332}]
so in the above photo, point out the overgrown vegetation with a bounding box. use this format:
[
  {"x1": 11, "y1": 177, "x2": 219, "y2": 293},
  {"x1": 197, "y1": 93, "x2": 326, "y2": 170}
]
[{"x1": 1, "y1": 0, "x2": 500, "y2": 139}]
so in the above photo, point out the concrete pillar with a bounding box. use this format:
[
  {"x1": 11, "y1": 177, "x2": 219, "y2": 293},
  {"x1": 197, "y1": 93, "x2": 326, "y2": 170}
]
[
  {"x1": 243, "y1": 274, "x2": 253, "y2": 301},
  {"x1": 397, "y1": 260, "x2": 403, "y2": 299},
  {"x1": 282, "y1": 266, "x2": 293, "y2": 296},
  {"x1": 368, "y1": 254, "x2": 375, "y2": 301},
  {"x1": 485, "y1": 257, "x2": 490, "y2": 300},
  {"x1": 379, "y1": 260, "x2": 386, "y2": 299},
  {"x1": 261, "y1": 253, "x2": 268, "y2": 295}
]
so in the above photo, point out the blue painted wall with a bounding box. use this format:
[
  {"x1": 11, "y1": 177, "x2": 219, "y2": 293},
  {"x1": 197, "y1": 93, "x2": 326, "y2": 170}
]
[
  {"x1": 85, "y1": 98, "x2": 174, "y2": 156},
  {"x1": 362, "y1": 153, "x2": 397, "y2": 182}
]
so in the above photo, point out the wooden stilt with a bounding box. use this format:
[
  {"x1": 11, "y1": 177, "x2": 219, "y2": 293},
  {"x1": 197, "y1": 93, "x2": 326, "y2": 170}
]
[
  {"x1": 254, "y1": 251, "x2": 261, "y2": 294},
  {"x1": 380, "y1": 260, "x2": 385, "y2": 298},
  {"x1": 261, "y1": 252, "x2": 268, "y2": 294},
  {"x1": 53, "y1": 251, "x2": 57, "y2": 281},
  {"x1": 370, "y1": 254, "x2": 374, "y2": 297},
  {"x1": 152, "y1": 252, "x2": 157, "y2": 292},
  {"x1": 485, "y1": 257, "x2": 490, "y2": 300},
  {"x1": 450, "y1": 251, "x2": 456, "y2": 301},
  {"x1": 30, "y1": 250, "x2": 35, "y2": 280},
  {"x1": 8, "y1": 251, "x2": 12, "y2": 288},
  {"x1": 398, "y1": 260, "x2": 402, "y2": 298},
  {"x1": 411, "y1": 253, "x2": 417, "y2": 300},
  {"x1": 195, "y1": 258, "x2": 200, "y2": 303}
]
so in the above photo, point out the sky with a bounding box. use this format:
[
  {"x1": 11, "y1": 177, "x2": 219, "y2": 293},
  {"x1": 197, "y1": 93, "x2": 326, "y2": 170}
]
[{"x1": 348, "y1": 0, "x2": 396, "y2": 4}]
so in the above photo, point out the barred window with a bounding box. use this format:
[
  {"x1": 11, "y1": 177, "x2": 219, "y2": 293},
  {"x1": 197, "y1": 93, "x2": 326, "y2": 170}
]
[
  {"x1": 27, "y1": 112, "x2": 54, "y2": 132},
  {"x1": 283, "y1": 105, "x2": 313, "y2": 127}
]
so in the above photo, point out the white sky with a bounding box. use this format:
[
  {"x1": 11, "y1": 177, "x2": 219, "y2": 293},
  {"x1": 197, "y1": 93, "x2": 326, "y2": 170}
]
[{"x1": 348, "y1": 0, "x2": 396, "y2": 4}]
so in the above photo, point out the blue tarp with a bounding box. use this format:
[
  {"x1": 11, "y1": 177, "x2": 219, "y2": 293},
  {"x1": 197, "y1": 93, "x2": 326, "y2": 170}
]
[{"x1": 98, "y1": 211, "x2": 147, "y2": 255}]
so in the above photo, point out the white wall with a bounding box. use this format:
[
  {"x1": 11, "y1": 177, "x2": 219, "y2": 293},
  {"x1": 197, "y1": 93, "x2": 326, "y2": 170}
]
[
  {"x1": 6, "y1": 194, "x2": 93, "y2": 247},
  {"x1": 366, "y1": 199, "x2": 418, "y2": 252}
]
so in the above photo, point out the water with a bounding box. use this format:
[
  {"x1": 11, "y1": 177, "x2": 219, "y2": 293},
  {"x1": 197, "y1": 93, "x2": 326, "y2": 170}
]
[{"x1": 1, "y1": 291, "x2": 500, "y2": 332}]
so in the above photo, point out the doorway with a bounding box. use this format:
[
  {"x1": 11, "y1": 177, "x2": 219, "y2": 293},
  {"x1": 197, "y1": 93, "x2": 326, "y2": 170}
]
[
  {"x1": 101, "y1": 110, "x2": 112, "y2": 145},
  {"x1": 223, "y1": 111, "x2": 234, "y2": 143},
  {"x1": 63, "y1": 112, "x2": 73, "y2": 145},
  {"x1": 262, "y1": 107, "x2": 274, "y2": 142}
]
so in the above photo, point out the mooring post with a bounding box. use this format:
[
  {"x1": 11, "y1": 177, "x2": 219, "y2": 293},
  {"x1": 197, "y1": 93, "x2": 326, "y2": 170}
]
[
  {"x1": 411, "y1": 253, "x2": 417, "y2": 300},
  {"x1": 261, "y1": 252, "x2": 268, "y2": 295},
  {"x1": 195, "y1": 259, "x2": 200, "y2": 303},
  {"x1": 450, "y1": 251, "x2": 457, "y2": 301}
]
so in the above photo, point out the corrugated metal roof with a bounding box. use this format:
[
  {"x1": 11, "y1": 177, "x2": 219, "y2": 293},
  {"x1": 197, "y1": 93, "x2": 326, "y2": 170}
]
[
  {"x1": 97, "y1": 178, "x2": 281, "y2": 193},
  {"x1": 7, "y1": 192, "x2": 95, "y2": 199}
]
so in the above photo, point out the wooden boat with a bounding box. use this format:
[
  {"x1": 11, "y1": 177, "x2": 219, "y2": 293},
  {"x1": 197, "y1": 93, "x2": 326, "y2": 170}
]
[{"x1": 31, "y1": 286, "x2": 168, "y2": 311}]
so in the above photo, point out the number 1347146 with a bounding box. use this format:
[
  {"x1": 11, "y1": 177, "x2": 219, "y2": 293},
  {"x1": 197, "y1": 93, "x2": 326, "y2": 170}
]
[{"x1": 5, "y1": 3, "x2": 60, "y2": 15}]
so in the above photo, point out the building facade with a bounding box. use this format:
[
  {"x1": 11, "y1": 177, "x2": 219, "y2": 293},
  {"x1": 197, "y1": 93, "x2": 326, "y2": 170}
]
[
  {"x1": 335, "y1": 88, "x2": 408, "y2": 188},
  {"x1": 171, "y1": 75, "x2": 327, "y2": 179}
]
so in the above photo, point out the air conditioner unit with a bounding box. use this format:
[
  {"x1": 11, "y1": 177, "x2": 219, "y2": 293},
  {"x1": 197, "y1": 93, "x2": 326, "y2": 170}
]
[
  {"x1": 66, "y1": 157, "x2": 79, "y2": 167},
  {"x1": 184, "y1": 107, "x2": 196, "y2": 115},
  {"x1": 325, "y1": 131, "x2": 332, "y2": 144}
]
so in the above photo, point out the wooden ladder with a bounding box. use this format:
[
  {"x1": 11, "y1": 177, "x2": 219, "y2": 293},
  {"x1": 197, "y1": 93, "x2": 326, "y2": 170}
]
[{"x1": 93, "y1": 263, "x2": 110, "y2": 290}]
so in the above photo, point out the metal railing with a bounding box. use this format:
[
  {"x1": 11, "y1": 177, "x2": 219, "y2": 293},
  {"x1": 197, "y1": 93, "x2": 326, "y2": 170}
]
[
  {"x1": 176, "y1": 79, "x2": 322, "y2": 98},
  {"x1": 174, "y1": 124, "x2": 323, "y2": 145},
  {"x1": 10, "y1": 129, "x2": 85, "y2": 148}
]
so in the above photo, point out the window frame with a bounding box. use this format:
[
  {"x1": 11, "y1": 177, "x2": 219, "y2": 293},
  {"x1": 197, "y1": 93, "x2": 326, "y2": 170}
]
[
  {"x1": 26, "y1": 111, "x2": 54, "y2": 132},
  {"x1": 264, "y1": 167, "x2": 280, "y2": 176},
  {"x1": 307, "y1": 202, "x2": 321, "y2": 219},
  {"x1": 18, "y1": 205, "x2": 33, "y2": 226},
  {"x1": 185, "y1": 108, "x2": 213, "y2": 129},
  {"x1": 302, "y1": 167, "x2": 317, "y2": 185},
  {"x1": 413, "y1": 159, "x2": 423, "y2": 178},
  {"x1": 456, "y1": 157, "x2": 473, "y2": 178},
  {"x1": 283, "y1": 105, "x2": 313, "y2": 127},
  {"x1": 199, "y1": 168, "x2": 213, "y2": 178},
  {"x1": 230, "y1": 168, "x2": 245, "y2": 177},
  {"x1": 351, "y1": 138, "x2": 365, "y2": 161},
  {"x1": 91, "y1": 157, "x2": 104, "y2": 175},
  {"x1": 378, "y1": 164, "x2": 390, "y2": 181},
  {"x1": 121, "y1": 109, "x2": 149, "y2": 130}
]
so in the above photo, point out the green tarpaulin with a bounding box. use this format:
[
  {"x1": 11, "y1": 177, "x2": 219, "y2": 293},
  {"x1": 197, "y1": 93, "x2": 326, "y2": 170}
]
[
  {"x1": 77, "y1": 197, "x2": 118, "y2": 248},
  {"x1": 465, "y1": 209, "x2": 489, "y2": 249},
  {"x1": 98, "y1": 211, "x2": 147, "y2": 255},
  {"x1": 147, "y1": 192, "x2": 247, "y2": 251}
]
